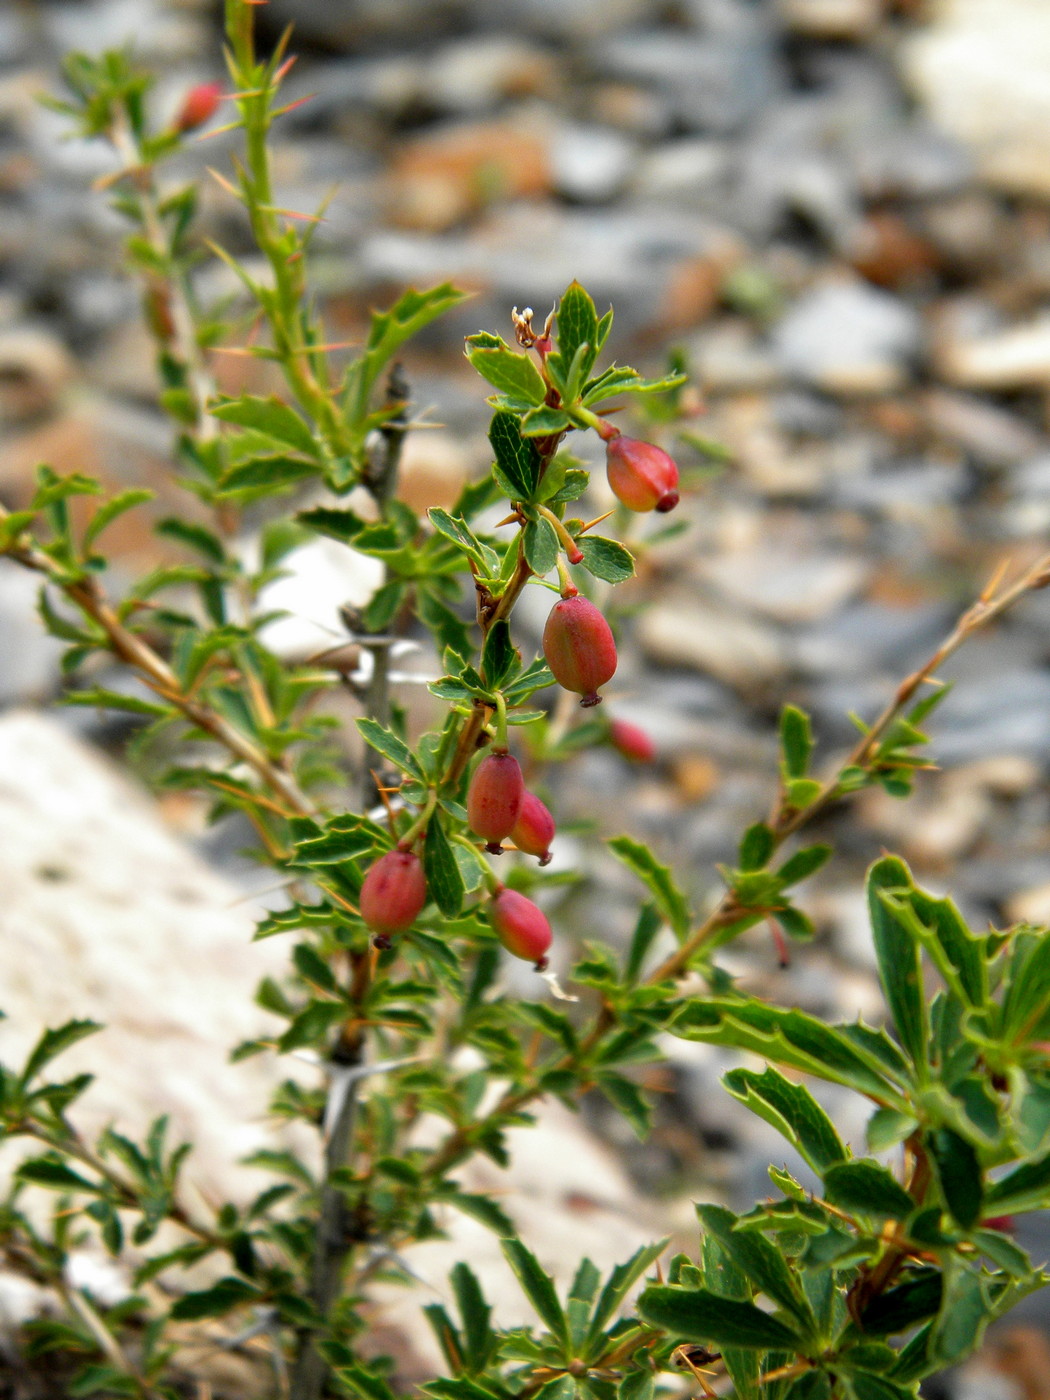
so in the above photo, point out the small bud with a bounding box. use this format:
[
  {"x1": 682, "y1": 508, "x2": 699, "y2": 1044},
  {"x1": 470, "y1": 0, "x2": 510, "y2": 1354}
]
[
  {"x1": 359, "y1": 849, "x2": 427, "y2": 937},
  {"x1": 511, "y1": 791, "x2": 555, "y2": 866},
  {"x1": 175, "y1": 81, "x2": 223, "y2": 133},
  {"x1": 467, "y1": 751, "x2": 525, "y2": 854},
  {"x1": 609, "y1": 718, "x2": 655, "y2": 763},
  {"x1": 543, "y1": 595, "x2": 617, "y2": 707},
  {"x1": 606, "y1": 434, "x2": 679, "y2": 513},
  {"x1": 490, "y1": 885, "x2": 553, "y2": 968}
]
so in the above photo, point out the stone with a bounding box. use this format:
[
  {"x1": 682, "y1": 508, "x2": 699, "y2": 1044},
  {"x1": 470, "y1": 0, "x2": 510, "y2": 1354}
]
[
  {"x1": 636, "y1": 592, "x2": 789, "y2": 693},
  {"x1": 905, "y1": 0, "x2": 1050, "y2": 199},
  {"x1": 427, "y1": 36, "x2": 557, "y2": 114},
  {"x1": 778, "y1": 0, "x2": 880, "y2": 39},
  {"x1": 921, "y1": 390, "x2": 1045, "y2": 468},
  {"x1": 0, "y1": 326, "x2": 74, "y2": 424},
  {"x1": 632, "y1": 137, "x2": 732, "y2": 203},
  {"x1": 770, "y1": 275, "x2": 922, "y2": 395},
  {"x1": 700, "y1": 546, "x2": 869, "y2": 623},
  {"x1": 935, "y1": 314, "x2": 1050, "y2": 391},
  {"x1": 550, "y1": 123, "x2": 638, "y2": 204}
]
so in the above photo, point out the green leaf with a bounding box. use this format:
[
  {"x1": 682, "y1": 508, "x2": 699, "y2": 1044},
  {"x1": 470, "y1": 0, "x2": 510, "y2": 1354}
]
[
  {"x1": 637, "y1": 1285, "x2": 803, "y2": 1350},
  {"x1": 443, "y1": 1192, "x2": 515, "y2": 1237},
  {"x1": 83, "y1": 489, "x2": 155, "y2": 550},
  {"x1": 577, "y1": 535, "x2": 634, "y2": 585},
  {"x1": 596, "y1": 1072, "x2": 651, "y2": 1139},
  {"x1": 17, "y1": 1157, "x2": 99, "y2": 1192},
  {"x1": 866, "y1": 858, "x2": 928, "y2": 1076},
  {"x1": 523, "y1": 517, "x2": 559, "y2": 576},
  {"x1": 451, "y1": 1262, "x2": 494, "y2": 1371},
  {"x1": 845, "y1": 1373, "x2": 918, "y2": 1400},
  {"x1": 723, "y1": 1066, "x2": 846, "y2": 1176},
  {"x1": 356, "y1": 718, "x2": 425, "y2": 782},
  {"x1": 218, "y1": 455, "x2": 319, "y2": 495},
  {"x1": 21, "y1": 1019, "x2": 102, "y2": 1085},
  {"x1": 170, "y1": 1276, "x2": 259, "y2": 1320},
  {"x1": 425, "y1": 814, "x2": 465, "y2": 918},
  {"x1": 428, "y1": 508, "x2": 502, "y2": 576},
  {"x1": 823, "y1": 1161, "x2": 915, "y2": 1220},
  {"x1": 501, "y1": 1239, "x2": 569, "y2": 1347},
  {"x1": 210, "y1": 394, "x2": 319, "y2": 457},
  {"x1": 780, "y1": 706, "x2": 814, "y2": 780},
  {"x1": 928, "y1": 1128, "x2": 982, "y2": 1228},
  {"x1": 481, "y1": 619, "x2": 519, "y2": 688},
  {"x1": 489, "y1": 411, "x2": 542, "y2": 501},
  {"x1": 62, "y1": 687, "x2": 170, "y2": 718},
  {"x1": 984, "y1": 1148, "x2": 1050, "y2": 1215},
  {"x1": 586, "y1": 1240, "x2": 668, "y2": 1347},
  {"x1": 696, "y1": 1204, "x2": 816, "y2": 1336},
  {"x1": 739, "y1": 823, "x2": 774, "y2": 872},
  {"x1": 777, "y1": 845, "x2": 832, "y2": 887},
  {"x1": 608, "y1": 836, "x2": 690, "y2": 941},
  {"x1": 929, "y1": 1262, "x2": 989, "y2": 1366},
  {"x1": 555, "y1": 281, "x2": 600, "y2": 386},
  {"x1": 859, "y1": 1272, "x2": 942, "y2": 1336},
  {"x1": 670, "y1": 1000, "x2": 907, "y2": 1108},
  {"x1": 465, "y1": 335, "x2": 548, "y2": 406},
  {"x1": 521, "y1": 405, "x2": 571, "y2": 436},
  {"x1": 297, "y1": 506, "x2": 367, "y2": 545},
  {"x1": 293, "y1": 943, "x2": 339, "y2": 996}
]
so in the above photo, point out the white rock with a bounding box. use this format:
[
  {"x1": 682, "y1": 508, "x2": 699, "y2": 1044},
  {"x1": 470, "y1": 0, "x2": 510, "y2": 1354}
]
[
  {"x1": 771, "y1": 275, "x2": 921, "y2": 395},
  {"x1": 778, "y1": 0, "x2": 880, "y2": 38},
  {"x1": 905, "y1": 0, "x2": 1050, "y2": 198},
  {"x1": 936, "y1": 314, "x2": 1050, "y2": 390},
  {"x1": 700, "y1": 546, "x2": 869, "y2": 623},
  {"x1": 550, "y1": 123, "x2": 638, "y2": 203},
  {"x1": 637, "y1": 592, "x2": 789, "y2": 691}
]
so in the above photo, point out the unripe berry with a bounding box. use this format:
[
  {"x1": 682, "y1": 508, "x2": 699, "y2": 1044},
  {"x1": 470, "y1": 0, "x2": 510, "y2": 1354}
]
[
  {"x1": 489, "y1": 885, "x2": 553, "y2": 968},
  {"x1": 467, "y1": 751, "x2": 525, "y2": 853},
  {"x1": 511, "y1": 791, "x2": 555, "y2": 866},
  {"x1": 175, "y1": 81, "x2": 223, "y2": 133},
  {"x1": 359, "y1": 849, "x2": 427, "y2": 937},
  {"x1": 609, "y1": 717, "x2": 655, "y2": 763},
  {"x1": 606, "y1": 435, "x2": 679, "y2": 513},
  {"x1": 543, "y1": 594, "x2": 617, "y2": 708}
]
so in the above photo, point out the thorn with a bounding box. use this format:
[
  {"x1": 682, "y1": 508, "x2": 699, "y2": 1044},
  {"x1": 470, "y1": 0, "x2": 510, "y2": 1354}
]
[
  {"x1": 272, "y1": 93, "x2": 317, "y2": 118},
  {"x1": 980, "y1": 556, "x2": 1011, "y2": 603},
  {"x1": 579, "y1": 510, "x2": 615, "y2": 534},
  {"x1": 206, "y1": 166, "x2": 244, "y2": 201}
]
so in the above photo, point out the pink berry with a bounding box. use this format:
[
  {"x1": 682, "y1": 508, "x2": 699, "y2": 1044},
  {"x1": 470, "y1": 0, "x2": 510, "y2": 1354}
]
[
  {"x1": 609, "y1": 718, "x2": 655, "y2": 763},
  {"x1": 467, "y1": 751, "x2": 525, "y2": 854},
  {"x1": 511, "y1": 791, "x2": 555, "y2": 866},
  {"x1": 175, "y1": 81, "x2": 223, "y2": 133},
  {"x1": 489, "y1": 886, "x2": 553, "y2": 968},
  {"x1": 542, "y1": 595, "x2": 617, "y2": 708},
  {"x1": 605, "y1": 435, "x2": 679, "y2": 513},
  {"x1": 359, "y1": 849, "x2": 427, "y2": 936}
]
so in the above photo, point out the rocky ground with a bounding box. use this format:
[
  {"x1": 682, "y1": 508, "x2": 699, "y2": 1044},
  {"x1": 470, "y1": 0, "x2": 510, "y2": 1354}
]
[{"x1": 3, "y1": 0, "x2": 1050, "y2": 1394}]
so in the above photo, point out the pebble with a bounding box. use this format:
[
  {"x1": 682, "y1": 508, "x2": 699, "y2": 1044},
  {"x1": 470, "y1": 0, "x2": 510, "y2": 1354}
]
[
  {"x1": 700, "y1": 546, "x2": 869, "y2": 624},
  {"x1": 637, "y1": 591, "x2": 789, "y2": 693},
  {"x1": 550, "y1": 123, "x2": 638, "y2": 203},
  {"x1": 935, "y1": 314, "x2": 1050, "y2": 391},
  {"x1": 778, "y1": 0, "x2": 880, "y2": 40},
  {"x1": 770, "y1": 275, "x2": 922, "y2": 395}
]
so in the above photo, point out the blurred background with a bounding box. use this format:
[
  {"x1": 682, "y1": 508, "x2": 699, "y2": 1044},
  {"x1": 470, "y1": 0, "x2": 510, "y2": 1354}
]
[{"x1": 4, "y1": 0, "x2": 1050, "y2": 1393}]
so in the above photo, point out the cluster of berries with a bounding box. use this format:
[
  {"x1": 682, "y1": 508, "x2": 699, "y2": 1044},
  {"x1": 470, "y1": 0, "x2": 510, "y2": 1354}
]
[{"x1": 356, "y1": 425, "x2": 677, "y2": 969}]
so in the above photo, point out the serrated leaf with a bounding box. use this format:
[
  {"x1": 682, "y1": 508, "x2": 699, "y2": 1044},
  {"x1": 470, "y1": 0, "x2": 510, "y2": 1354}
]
[
  {"x1": 297, "y1": 506, "x2": 367, "y2": 544},
  {"x1": 17, "y1": 1157, "x2": 99, "y2": 1192},
  {"x1": 489, "y1": 411, "x2": 541, "y2": 501},
  {"x1": 723, "y1": 1066, "x2": 846, "y2": 1176},
  {"x1": 428, "y1": 508, "x2": 502, "y2": 576},
  {"x1": 608, "y1": 836, "x2": 690, "y2": 940},
  {"x1": 293, "y1": 943, "x2": 339, "y2": 995},
  {"x1": 465, "y1": 336, "x2": 548, "y2": 406},
  {"x1": 444, "y1": 1191, "x2": 515, "y2": 1237},
  {"x1": 451, "y1": 1262, "x2": 494, "y2": 1371},
  {"x1": 585, "y1": 1239, "x2": 669, "y2": 1347},
  {"x1": 425, "y1": 814, "x2": 464, "y2": 918},
  {"x1": 637, "y1": 1284, "x2": 803, "y2": 1350},
  {"x1": 984, "y1": 1148, "x2": 1050, "y2": 1215},
  {"x1": 867, "y1": 858, "x2": 929, "y2": 1076},
  {"x1": 777, "y1": 845, "x2": 832, "y2": 887},
  {"x1": 218, "y1": 455, "x2": 319, "y2": 495},
  {"x1": 356, "y1": 718, "x2": 425, "y2": 781},
  {"x1": 83, "y1": 489, "x2": 155, "y2": 550},
  {"x1": 697, "y1": 1204, "x2": 816, "y2": 1335},
  {"x1": 501, "y1": 1239, "x2": 569, "y2": 1347},
  {"x1": 21, "y1": 1020, "x2": 102, "y2": 1085},
  {"x1": 929, "y1": 1262, "x2": 989, "y2": 1366},
  {"x1": 555, "y1": 281, "x2": 600, "y2": 386},
  {"x1": 210, "y1": 394, "x2": 319, "y2": 457},
  {"x1": 823, "y1": 1161, "x2": 915, "y2": 1220},
  {"x1": 523, "y1": 517, "x2": 559, "y2": 576},
  {"x1": 481, "y1": 619, "x2": 519, "y2": 688},
  {"x1": 521, "y1": 405, "x2": 572, "y2": 436},
  {"x1": 170, "y1": 1276, "x2": 259, "y2": 1320},
  {"x1": 596, "y1": 1072, "x2": 651, "y2": 1139},
  {"x1": 577, "y1": 535, "x2": 634, "y2": 584},
  {"x1": 928, "y1": 1128, "x2": 982, "y2": 1228}
]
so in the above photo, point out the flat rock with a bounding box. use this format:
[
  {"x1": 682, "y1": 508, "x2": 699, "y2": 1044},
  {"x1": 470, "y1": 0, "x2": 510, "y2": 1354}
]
[
  {"x1": 700, "y1": 545, "x2": 869, "y2": 623},
  {"x1": 771, "y1": 275, "x2": 922, "y2": 395},
  {"x1": 778, "y1": 0, "x2": 880, "y2": 39},
  {"x1": 905, "y1": 0, "x2": 1050, "y2": 198},
  {"x1": 637, "y1": 591, "x2": 789, "y2": 692},
  {"x1": 935, "y1": 314, "x2": 1050, "y2": 390}
]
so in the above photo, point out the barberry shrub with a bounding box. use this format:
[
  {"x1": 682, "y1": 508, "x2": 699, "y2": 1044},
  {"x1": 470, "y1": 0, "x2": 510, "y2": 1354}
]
[{"x1": 4, "y1": 5, "x2": 1050, "y2": 1400}]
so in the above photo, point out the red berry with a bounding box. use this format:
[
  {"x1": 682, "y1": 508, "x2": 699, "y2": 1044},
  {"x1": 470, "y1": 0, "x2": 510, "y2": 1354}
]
[
  {"x1": 542, "y1": 595, "x2": 617, "y2": 708},
  {"x1": 606, "y1": 435, "x2": 679, "y2": 513},
  {"x1": 609, "y1": 718, "x2": 655, "y2": 763},
  {"x1": 175, "y1": 81, "x2": 223, "y2": 133},
  {"x1": 359, "y1": 849, "x2": 427, "y2": 936},
  {"x1": 467, "y1": 751, "x2": 525, "y2": 853},
  {"x1": 490, "y1": 886, "x2": 553, "y2": 968},
  {"x1": 511, "y1": 791, "x2": 555, "y2": 866}
]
